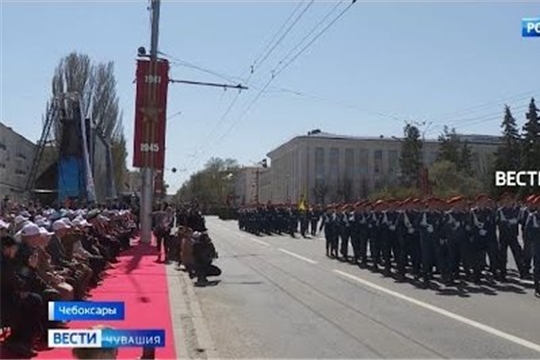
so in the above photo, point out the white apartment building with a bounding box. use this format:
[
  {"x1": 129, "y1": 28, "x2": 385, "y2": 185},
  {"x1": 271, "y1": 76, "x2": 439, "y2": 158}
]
[
  {"x1": 266, "y1": 130, "x2": 501, "y2": 204},
  {"x1": 0, "y1": 122, "x2": 37, "y2": 202}
]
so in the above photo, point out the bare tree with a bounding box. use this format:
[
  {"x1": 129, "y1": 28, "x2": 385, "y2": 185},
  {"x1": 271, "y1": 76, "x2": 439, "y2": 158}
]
[
  {"x1": 312, "y1": 182, "x2": 329, "y2": 205},
  {"x1": 342, "y1": 177, "x2": 353, "y2": 202},
  {"x1": 47, "y1": 52, "x2": 128, "y2": 193}
]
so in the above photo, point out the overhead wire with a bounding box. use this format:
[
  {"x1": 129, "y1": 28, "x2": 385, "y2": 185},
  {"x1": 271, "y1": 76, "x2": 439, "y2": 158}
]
[
  {"x1": 431, "y1": 89, "x2": 538, "y2": 120},
  {"x1": 185, "y1": 0, "x2": 319, "y2": 171},
  {"x1": 425, "y1": 104, "x2": 530, "y2": 136},
  {"x1": 159, "y1": 50, "x2": 243, "y2": 84},
  {"x1": 249, "y1": 0, "x2": 307, "y2": 76},
  {"x1": 273, "y1": 1, "x2": 344, "y2": 72},
  {"x1": 272, "y1": 0, "x2": 355, "y2": 79},
  {"x1": 251, "y1": 0, "x2": 316, "y2": 76},
  {"x1": 191, "y1": 0, "x2": 357, "y2": 169}
]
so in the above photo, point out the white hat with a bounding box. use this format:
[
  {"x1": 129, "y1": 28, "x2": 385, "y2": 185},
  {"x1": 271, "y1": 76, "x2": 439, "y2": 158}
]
[
  {"x1": 61, "y1": 217, "x2": 73, "y2": 226},
  {"x1": 20, "y1": 210, "x2": 31, "y2": 218},
  {"x1": 53, "y1": 219, "x2": 71, "y2": 231},
  {"x1": 14, "y1": 215, "x2": 29, "y2": 225},
  {"x1": 39, "y1": 227, "x2": 54, "y2": 237},
  {"x1": 20, "y1": 222, "x2": 41, "y2": 237},
  {"x1": 72, "y1": 218, "x2": 90, "y2": 227},
  {"x1": 0, "y1": 220, "x2": 10, "y2": 230},
  {"x1": 35, "y1": 218, "x2": 50, "y2": 228}
]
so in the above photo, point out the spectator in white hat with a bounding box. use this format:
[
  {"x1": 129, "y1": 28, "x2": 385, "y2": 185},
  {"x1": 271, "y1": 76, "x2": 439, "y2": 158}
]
[
  {"x1": 48, "y1": 219, "x2": 93, "y2": 299},
  {"x1": 34, "y1": 227, "x2": 74, "y2": 301},
  {"x1": 0, "y1": 219, "x2": 9, "y2": 236},
  {"x1": 14, "y1": 215, "x2": 30, "y2": 233}
]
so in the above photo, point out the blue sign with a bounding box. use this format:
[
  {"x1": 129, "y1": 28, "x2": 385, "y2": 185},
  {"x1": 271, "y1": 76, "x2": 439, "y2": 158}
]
[
  {"x1": 102, "y1": 329, "x2": 166, "y2": 348},
  {"x1": 48, "y1": 301, "x2": 125, "y2": 321},
  {"x1": 48, "y1": 329, "x2": 166, "y2": 348},
  {"x1": 522, "y1": 18, "x2": 540, "y2": 37}
]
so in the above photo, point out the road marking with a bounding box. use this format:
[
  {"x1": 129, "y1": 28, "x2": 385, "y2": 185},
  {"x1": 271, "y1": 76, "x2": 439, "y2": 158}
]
[
  {"x1": 278, "y1": 248, "x2": 317, "y2": 264},
  {"x1": 334, "y1": 269, "x2": 540, "y2": 354},
  {"x1": 245, "y1": 237, "x2": 271, "y2": 247}
]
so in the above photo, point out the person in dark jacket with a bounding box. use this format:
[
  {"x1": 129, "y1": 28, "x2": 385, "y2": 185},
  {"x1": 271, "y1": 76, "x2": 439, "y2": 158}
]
[
  {"x1": 1, "y1": 235, "x2": 43, "y2": 358},
  {"x1": 192, "y1": 232, "x2": 221, "y2": 286}
]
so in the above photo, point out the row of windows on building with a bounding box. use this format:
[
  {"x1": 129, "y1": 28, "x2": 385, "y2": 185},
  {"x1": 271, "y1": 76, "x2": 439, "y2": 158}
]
[
  {"x1": 0, "y1": 142, "x2": 29, "y2": 160},
  {"x1": 312, "y1": 147, "x2": 444, "y2": 176},
  {"x1": 0, "y1": 163, "x2": 27, "y2": 175},
  {"x1": 314, "y1": 147, "x2": 403, "y2": 176}
]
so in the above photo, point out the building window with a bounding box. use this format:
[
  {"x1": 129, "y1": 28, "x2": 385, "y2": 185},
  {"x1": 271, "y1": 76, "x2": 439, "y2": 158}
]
[
  {"x1": 329, "y1": 148, "x2": 339, "y2": 180},
  {"x1": 374, "y1": 150, "x2": 383, "y2": 174},
  {"x1": 0, "y1": 163, "x2": 5, "y2": 168},
  {"x1": 388, "y1": 150, "x2": 399, "y2": 175},
  {"x1": 358, "y1": 148, "x2": 368, "y2": 174},
  {"x1": 345, "y1": 148, "x2": 354, "y2": 178},
  {"x1": 0, "y1": 143, "x2": 6, "y2": 150},
  {"x1": 15, "y1": 169, "x2": 27, "y2": 175},
  {"x1": 315, "y1": 147, "x2": 325, "y2": 182}
]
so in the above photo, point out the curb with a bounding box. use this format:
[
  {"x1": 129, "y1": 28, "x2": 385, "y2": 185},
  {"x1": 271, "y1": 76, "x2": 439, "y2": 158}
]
[{"x1": 166, "y1": 264, "x2": 219, "y2": 359}]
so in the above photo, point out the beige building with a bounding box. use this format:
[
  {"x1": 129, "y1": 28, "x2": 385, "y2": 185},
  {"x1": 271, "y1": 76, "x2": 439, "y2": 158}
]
[
  {"x1": 0, "y1": 122, "x2": 36, "y2": 202},
  {"x1": 234, "y1": 166, "x2": 270, "y2": 205},
  {"x1": 266, "y1": 130, "x2": 500, "y2": 204}
]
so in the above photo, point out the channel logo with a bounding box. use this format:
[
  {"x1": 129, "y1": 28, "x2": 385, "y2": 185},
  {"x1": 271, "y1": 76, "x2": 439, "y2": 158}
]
[
  {"x1": 48, "y1": 329, "x2": 166, "y2": 348},
  {"x1": 522, "y1": 18, "x2": 540, "y2": 37}
]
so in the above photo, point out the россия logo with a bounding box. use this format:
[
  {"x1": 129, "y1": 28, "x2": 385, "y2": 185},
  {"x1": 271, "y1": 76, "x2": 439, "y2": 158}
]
[{"x1": 522, "y1": 18, "x2": 540, "y2": 37}]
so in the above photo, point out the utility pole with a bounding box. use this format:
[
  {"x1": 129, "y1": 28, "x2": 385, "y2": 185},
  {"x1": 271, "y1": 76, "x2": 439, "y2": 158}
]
[{"x1": 140, "y1": 0, "x2": 161, "y2": 244}]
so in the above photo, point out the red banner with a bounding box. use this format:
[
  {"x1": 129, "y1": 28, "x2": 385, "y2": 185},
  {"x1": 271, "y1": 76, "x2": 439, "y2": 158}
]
[{"x1": 132, "y1": 59, "x2": 169, "y2": 169}]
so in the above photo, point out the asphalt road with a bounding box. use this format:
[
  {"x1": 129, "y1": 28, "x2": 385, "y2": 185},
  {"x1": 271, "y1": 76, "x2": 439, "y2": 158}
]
[{"x1": 192, "y1": 217, "x2": 540, "y2": 359}]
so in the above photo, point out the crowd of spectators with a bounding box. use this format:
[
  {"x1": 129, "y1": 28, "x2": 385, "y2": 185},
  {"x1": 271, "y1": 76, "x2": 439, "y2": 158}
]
[{"x1": 1, "y1": 202, "x2": 136, "y2": 358}]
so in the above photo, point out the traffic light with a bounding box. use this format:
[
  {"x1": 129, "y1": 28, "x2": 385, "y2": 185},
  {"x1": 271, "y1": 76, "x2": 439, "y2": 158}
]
[
  {"x1": 261, "y1": 159, "x2": 267, "y2": 168},
  {"x1": 171, "y1": 167, "x2": 177, "y2": 173}
]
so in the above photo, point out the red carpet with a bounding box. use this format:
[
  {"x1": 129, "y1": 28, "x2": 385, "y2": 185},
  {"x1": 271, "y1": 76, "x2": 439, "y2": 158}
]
[{"x1": 35, "y1": 240, "x2": 177, "y2": 360}]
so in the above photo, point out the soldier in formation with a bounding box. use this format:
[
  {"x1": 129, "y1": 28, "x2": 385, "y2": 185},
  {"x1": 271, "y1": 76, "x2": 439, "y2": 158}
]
[
  {"x1": 237, "y1": 204, "x2": 323, "y2": 239},
  {"x1": 323, "y1": 194, "x2": 539, "y2": 297},
  {"x1": 237, "y1": 194, "x2": 540, "y2": 298}
]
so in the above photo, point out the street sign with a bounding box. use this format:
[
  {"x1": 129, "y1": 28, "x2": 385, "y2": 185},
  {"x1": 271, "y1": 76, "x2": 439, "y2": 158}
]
[{"x1": 133, "y1": 59, "x2": 169, "y2": 169}]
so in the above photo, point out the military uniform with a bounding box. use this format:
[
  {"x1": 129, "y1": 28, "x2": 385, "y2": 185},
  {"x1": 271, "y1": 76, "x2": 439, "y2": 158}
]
[{"x1": 523, "y1": 196, "x2": 540, "y2": 297}]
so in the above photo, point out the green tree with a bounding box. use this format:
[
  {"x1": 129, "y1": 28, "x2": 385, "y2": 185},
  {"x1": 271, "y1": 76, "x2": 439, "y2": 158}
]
[
  {"x1": 437, "y1": 126, "x2": 461, "y2": 165},
  {"x1": 429, "y1": 160, "x2": 483, "y2": 198},
  {"x1": 496, "y1": 105, "x2": 521, "y2": 170},
  {"x1": 459, "y1": 140, "x2": 473, "y2": 175},
  {"x1": 492, "y1": 105, "x2": 521, "y2": 196},
  {"x1": 399, "y1": 123, "x2": 423, "y2": 187},
  {"x1": 176, "y1": 157, "x2": 239, "y2": 205},
  {"x1": 520, "y1": 98, "x2": 540, "y2": 195}
]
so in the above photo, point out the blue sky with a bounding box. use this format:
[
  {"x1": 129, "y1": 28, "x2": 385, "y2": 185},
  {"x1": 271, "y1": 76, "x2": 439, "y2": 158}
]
[{"x1": 1, "y1": 1, "x2": 539, "y2": 193}]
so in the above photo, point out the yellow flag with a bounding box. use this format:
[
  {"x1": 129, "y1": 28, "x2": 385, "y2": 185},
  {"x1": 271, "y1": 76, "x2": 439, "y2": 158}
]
[{"x1": 298, "y1": 193, "x2": 307, "y2": 211}]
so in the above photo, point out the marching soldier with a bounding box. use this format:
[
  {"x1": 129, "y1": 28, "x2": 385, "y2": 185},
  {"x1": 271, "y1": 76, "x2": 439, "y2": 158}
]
[
  {"x1": 309, "y1": 206, "x2": 321, "y2": 236},
  {"x1": 397, "y1": 199, "x2": 421, "y2": 280},
  {"x1": 523, "y1": 196, "x2": 540, "y2": 297},
  {"x1": 339, "y1": 205, "x2": 352, "y2": 261},
  {"x1": 418, "y1": 197, "x2": 444, "y2": 287},
  {"x1": 320, "y1": 205, "x2": 338, "y2": 257},
  {"x1": 520, "y1": 195, "x2": 536, "y2": 280},
  {"x1": 357, "y1": 201, "x2": 371, "y2": 267},
  {"x1": 496, "y1": 193, "x2": 527, "y2": 280},
  {"x1": 369, "y1": 200, "x2": 384, "y2": 271},
  {"x1": 380, "y1": 199, "x2": 400, "y2": 277}
]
